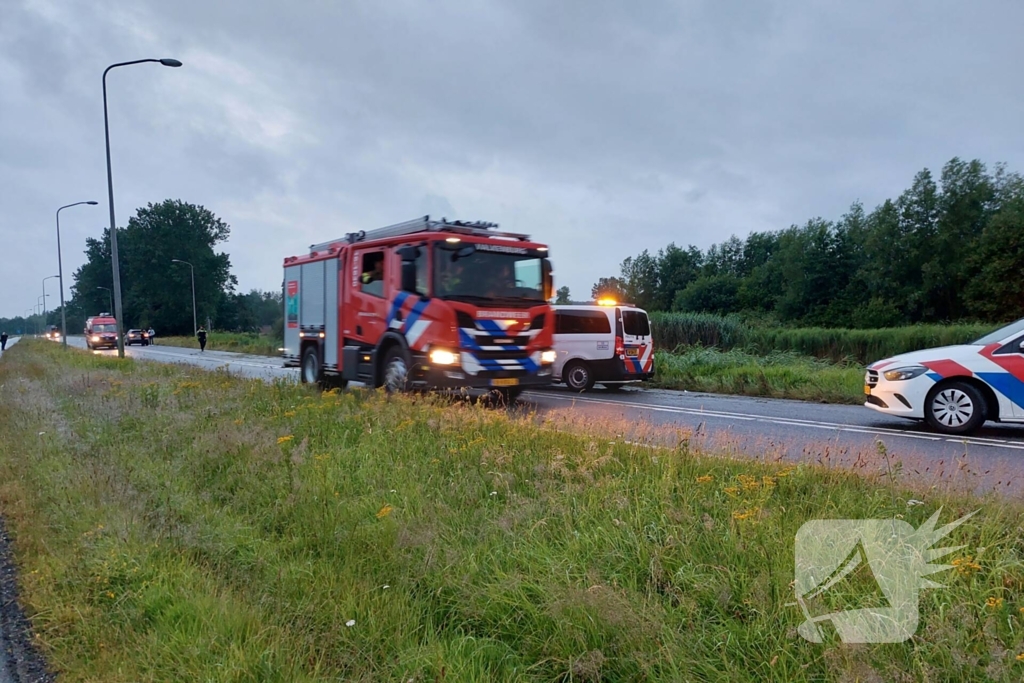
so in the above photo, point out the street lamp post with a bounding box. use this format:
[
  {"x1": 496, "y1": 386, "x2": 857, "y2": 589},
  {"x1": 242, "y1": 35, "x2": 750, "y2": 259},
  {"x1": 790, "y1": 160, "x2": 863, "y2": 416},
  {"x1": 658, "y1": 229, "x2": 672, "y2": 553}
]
[
  {"x1": 96, "y1": 286, "x2": 113, "y2": 313},
  {"x1": 103, "y1": 57, "x2": 183, "y2": 358},
  {"x1": 57, "y1": 202, "x2": 99, "y2": 348},
  {"x1": 171, "y1": 259, "x2": 197, "y2": 336},
  {"x1": 42, "y1": 275, "x2": 59, "y2": 328}
]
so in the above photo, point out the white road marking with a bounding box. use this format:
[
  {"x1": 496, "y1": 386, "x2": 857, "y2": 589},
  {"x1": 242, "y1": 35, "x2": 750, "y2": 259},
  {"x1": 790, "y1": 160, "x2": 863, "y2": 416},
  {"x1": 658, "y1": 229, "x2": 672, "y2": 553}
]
[{"x1": 522, "y1": 391, "x2": 1024, "y2": 450}]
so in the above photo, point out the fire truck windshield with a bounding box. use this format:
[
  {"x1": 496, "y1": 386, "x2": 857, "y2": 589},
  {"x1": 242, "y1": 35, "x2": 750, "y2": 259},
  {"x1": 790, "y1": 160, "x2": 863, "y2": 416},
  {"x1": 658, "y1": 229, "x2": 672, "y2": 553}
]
[
  {"x1": 92, "y1": 324, "x2": 116, "y2": 332},
  {"x1": 434, "y1": 244, "x2": 546, "y2": 302}
]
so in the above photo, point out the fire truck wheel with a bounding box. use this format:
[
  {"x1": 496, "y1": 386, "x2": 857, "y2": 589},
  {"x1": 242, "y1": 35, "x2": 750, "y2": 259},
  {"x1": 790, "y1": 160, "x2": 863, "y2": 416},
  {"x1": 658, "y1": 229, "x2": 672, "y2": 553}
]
[
  {"x1": 301, "y1": 346, "x2": 322, "y2": 385},
  {"x1": 382, "y1": 346, "x2": 412, "y2": 393},
  {"x1": 563, "y1": 360, "x2": 595, "y2": 392}
]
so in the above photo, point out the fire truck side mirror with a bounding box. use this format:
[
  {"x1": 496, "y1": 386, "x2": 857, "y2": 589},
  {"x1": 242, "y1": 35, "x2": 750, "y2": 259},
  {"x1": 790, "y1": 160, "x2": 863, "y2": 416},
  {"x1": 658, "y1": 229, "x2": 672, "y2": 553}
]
[
  {"x1": 542, "y1": 258, "x2": 553, "y2": 301},
  {"x1": 400, "y1": 260, "x2": 418, "y2": 294}
]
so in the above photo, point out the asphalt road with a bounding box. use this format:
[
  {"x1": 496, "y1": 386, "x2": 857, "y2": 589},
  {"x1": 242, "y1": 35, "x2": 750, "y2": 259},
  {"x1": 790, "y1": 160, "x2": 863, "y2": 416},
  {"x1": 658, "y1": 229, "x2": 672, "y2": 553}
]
[{"x1": 64, "y1": 336, "x2": 1024, "y2": 495}]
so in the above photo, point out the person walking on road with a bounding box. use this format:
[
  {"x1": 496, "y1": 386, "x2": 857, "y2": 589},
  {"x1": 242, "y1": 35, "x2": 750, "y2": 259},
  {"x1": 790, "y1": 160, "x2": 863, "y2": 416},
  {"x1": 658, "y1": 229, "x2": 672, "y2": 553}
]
[
  {"x1": 197, "y1": 326, "x2": 207, "y2": 352},
  {"x1": 1, "y1": 332, "x2": 7, "y2": 351}
]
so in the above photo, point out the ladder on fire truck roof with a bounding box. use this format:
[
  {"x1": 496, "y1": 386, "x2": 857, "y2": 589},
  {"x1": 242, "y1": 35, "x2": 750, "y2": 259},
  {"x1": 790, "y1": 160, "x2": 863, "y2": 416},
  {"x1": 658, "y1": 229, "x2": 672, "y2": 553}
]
[{"x1": 308, "y1": 216, "x2": 530, "y2": 253}]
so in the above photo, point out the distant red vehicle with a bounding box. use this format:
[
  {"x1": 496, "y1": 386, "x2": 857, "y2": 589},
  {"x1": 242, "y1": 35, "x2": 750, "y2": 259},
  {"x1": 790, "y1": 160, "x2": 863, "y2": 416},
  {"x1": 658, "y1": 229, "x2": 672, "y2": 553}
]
[{"x1": 84, "y1": 313, "x2": 118, "y2": 350}]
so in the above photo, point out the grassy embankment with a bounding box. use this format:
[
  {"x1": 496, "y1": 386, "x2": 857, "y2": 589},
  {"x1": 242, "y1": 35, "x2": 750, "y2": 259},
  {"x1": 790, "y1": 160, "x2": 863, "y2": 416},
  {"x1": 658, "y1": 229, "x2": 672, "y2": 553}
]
[
  {"x1": 1, "y1": 340, "x2": 1023, "y2": 681},
  {"x1": 156, "y1": 331, "x2": 281, "y2": 356},
  {"x1": 646, "y1": 313, "x2": 997, "y2": 404}
]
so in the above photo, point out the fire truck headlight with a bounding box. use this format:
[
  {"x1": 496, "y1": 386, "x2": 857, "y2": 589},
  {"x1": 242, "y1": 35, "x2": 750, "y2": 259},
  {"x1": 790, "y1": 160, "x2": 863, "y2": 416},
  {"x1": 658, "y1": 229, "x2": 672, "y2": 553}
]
[
  {"x1": 541, "y1": 350, "x2": 557, "y2": 364},
  {"x1": 429, "y1": 349, "x2": 458, "y2": 366},
  {"x1": 91, "y1": 335, "x2": 100, "y2": 342}
]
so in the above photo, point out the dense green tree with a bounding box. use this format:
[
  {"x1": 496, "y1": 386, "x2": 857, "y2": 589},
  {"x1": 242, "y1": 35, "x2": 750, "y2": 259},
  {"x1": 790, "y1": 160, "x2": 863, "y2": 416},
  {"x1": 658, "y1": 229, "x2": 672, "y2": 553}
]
[
  {"x1": 70, "y1": 200, "x2": 236, "y2": 335},
  {"x1": 589, "y1": 157, "x2": 1024, "y2": 326},
  {"x1": 554, "y1": 286, "x2": 571, "y2": 304}
]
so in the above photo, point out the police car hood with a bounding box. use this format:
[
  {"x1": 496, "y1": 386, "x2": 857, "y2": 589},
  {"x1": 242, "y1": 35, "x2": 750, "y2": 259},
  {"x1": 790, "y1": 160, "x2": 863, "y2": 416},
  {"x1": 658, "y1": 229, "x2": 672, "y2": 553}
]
[{"x1": 868, "y1": 345, "x2": 978, "y2": 369}]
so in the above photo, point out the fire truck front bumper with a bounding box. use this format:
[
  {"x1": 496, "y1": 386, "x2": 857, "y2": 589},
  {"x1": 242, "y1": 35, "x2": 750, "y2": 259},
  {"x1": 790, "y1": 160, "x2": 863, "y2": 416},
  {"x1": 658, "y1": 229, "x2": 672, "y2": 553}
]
[{"x1": 411, "y1": 354, "x2": 554, "y2": 391}]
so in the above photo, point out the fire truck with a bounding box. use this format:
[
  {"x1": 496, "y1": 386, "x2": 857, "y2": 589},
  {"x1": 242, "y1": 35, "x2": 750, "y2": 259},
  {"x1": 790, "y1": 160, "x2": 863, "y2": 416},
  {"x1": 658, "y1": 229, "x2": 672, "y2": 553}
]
[
  {"x1": 84, "y1": 313, "x2": 119, "y2": 350},
  {"x1": 282, "y1": 216, "x2": 557, "y2": 400}
]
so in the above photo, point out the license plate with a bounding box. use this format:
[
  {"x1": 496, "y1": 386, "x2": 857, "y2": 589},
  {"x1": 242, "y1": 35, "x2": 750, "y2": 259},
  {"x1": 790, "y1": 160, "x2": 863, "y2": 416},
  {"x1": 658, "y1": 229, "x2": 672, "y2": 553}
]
[
  {"x1": 864, "y1": 385, "x2": 871, "y2": 395},
  {"x1": 625, "y1": 348, "x2": 639, "y2": 357},
  {"x1": 491, "y1": 378, "x2": 519, "y2": 387}
]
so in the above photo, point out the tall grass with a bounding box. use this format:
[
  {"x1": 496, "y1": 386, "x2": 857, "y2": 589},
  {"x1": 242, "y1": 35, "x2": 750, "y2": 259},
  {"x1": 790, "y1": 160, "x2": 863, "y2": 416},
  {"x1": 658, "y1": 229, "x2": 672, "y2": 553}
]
[
  {"x1": 1, "y1": 340, "x2": 1023, "y2": 681},
  {"x1": 652, "y1": 347, "x2": 864, "y2": 404},
  {"x1": 650, "y1": 312, "x2": 996, "y2": 364}
]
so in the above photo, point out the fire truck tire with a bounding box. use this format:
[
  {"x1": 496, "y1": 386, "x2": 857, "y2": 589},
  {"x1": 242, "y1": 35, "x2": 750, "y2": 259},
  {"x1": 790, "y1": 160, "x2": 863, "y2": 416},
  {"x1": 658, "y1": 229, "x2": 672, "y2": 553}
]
[
  {"x1": 563, "y1": 360, "x2": 595, "y2": 392},
  {"x1": 382, "y1": 346, "x2": 412, "y2": 393},
  {"x1": 489, "y1": 387, "x2": 523, "y2": 405},
  {"x1": 301, "y1": 346, "x2": 322, "y2": 385}
]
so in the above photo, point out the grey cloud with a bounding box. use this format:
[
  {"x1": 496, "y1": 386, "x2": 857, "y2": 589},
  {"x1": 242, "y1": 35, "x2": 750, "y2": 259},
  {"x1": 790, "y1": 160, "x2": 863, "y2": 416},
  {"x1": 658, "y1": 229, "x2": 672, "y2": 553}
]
[{"x1": 2, "y1": 0, "x2": 1024, "y2": 317}]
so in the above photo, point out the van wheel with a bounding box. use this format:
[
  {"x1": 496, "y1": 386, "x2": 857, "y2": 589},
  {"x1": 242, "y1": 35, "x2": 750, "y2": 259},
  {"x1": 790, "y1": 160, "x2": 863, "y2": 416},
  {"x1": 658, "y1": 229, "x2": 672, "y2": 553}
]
[
  {"x1": 382, "y1": 346, "x2": 411, "y2": 393},
  {"x1": 925, "y1": 380, "x2": 986, "y2": 435},
  {"x1": 301, "y1": 346, "x2": 322, "y2": 385},
  {"x1": 563, "y1": 360, "x2": 594, "y2": 392}
]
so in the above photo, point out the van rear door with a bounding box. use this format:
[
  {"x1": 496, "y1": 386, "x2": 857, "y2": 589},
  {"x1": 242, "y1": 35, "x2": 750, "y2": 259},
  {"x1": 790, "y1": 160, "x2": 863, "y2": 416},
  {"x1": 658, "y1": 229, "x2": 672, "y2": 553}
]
[{"x1": 619, "y1": 307, "x2": 653, "y2": 375}]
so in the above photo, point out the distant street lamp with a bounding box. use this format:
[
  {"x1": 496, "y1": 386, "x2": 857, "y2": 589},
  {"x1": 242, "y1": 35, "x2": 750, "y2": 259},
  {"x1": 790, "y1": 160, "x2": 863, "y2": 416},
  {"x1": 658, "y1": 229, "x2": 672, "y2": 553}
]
[
  {"x1": 97, "y1": 286, "x2": 113, "y2": 313},
  {"x1": 171, "y1": 259, "x2": 197, "y2": 336},
  {"x1": 57, "y1": 201, "x2": 99, "y2": 348},
  {"x1": 42, "y1": 274, "x2": 59, "y2": 328},
  {"x1": 103, "y1": 57, "x2": 183, "y2": 358}
]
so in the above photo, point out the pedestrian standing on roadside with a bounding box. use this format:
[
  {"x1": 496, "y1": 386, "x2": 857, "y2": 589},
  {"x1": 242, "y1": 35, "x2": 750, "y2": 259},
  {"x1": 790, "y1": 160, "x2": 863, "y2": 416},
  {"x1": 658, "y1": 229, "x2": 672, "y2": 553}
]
[
  {"x1": 0, "y1": 331, "x2": 7, "y2": 351},
  {"x1": 148, "y1": 327, "x2": 156, "y2": 345},
  {"x1": 197, "y1": 326, "x2": 207, "y2": 352}
]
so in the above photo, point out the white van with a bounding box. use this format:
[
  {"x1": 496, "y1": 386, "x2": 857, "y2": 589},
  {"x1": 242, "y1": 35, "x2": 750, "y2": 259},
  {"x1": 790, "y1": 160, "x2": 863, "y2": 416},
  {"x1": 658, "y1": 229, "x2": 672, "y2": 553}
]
[{"x1": 552, "y1": 303, "x2": 655, "y2": 391}]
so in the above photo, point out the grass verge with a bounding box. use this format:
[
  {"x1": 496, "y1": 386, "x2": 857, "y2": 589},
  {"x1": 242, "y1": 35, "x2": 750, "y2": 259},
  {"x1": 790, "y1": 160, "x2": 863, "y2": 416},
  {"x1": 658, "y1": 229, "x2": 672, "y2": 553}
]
[
  {"x1": 652, "y1": 347, "x2": 865, "y2": 404},
  {"x1": 156, "y1": 331, "x2": 281, "y2": 356},
  {"x1": 0, "y1": 340, "x2": 1023, "y2": 681}
]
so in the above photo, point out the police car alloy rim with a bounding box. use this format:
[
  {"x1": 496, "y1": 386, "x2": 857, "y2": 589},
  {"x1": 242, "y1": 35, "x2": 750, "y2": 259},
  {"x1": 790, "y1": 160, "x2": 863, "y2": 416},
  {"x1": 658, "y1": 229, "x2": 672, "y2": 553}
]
[{"x1": 931, "y1": 387, "x2": 974, "y2": 427}]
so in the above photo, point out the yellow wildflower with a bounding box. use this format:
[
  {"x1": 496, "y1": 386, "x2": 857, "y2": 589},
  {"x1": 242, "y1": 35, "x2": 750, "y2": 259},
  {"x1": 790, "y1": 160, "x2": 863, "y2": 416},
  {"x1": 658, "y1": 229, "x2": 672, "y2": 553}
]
[
  {"x1": 277, "y1": 435, "x2": 294, "y2": 445},
  {"x1": 1016, "y1": 653, "x2": 1024, "y2": 661},
  {"x1": 723, "y1": 486, "x2": 740, "y2": 497},
  {"x1": 376, "y1": 504, "x2": 393, "y2": 519},
  {"x1": 951, "y1": 556, "x2": 981, "y2": 576},
  {"x1": 737, "y1": 474, "x2": 760, "y2": 491},
  {"x1": 986, "y1": 596, "x2": 1004, "y2": 609},
  {"x1": 696, "y1": 475, "x2": 713, "y2": 484},
  {"x1": 283, "y1": 410, "x2": 296, "y2": 418}
]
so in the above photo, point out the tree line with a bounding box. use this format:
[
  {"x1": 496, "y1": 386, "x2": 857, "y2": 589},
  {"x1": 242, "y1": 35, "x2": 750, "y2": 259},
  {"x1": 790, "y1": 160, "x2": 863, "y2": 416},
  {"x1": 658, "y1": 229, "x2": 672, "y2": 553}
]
[
  {"x1": 1, "y1": 199, "x2": 283, "y2": 337},
  {"x1": 589, "y1": 157, "x2": 1024, "y2": 327}
]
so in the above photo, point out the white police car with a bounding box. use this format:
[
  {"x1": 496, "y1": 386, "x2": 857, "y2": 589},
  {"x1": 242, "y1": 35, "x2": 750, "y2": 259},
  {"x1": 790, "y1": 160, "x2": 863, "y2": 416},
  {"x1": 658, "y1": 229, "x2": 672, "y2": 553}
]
[{"x1": 864, "y1": 317, "x2": 1024, "y2": 434}]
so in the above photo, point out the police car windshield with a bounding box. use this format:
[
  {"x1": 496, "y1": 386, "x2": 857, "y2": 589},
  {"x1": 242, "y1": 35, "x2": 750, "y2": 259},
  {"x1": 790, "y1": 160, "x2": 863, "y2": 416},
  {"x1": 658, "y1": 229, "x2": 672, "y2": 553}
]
[
  {"x1": 971, "y1": 317, "x2": 1024, "y2": 345},
  {"x1": 434, "y1": 244, "x2": 545, "y2": 302}
]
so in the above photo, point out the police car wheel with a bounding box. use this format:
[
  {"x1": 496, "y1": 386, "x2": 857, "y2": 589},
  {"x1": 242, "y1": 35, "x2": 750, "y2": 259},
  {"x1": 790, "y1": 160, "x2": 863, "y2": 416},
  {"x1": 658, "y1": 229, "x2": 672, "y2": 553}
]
[
  {"x1": 925, "y1": 380, "x2": 986, "y2": 435},
  {"x1": 564, "y1": 361, "x2": 594, "y2": 392},
  {"x1": 301, "y1": 346, "x2": 322, "y2": 385},
  {"x1": 382, "y1": 347, "x2": 411, "y2": 393}
]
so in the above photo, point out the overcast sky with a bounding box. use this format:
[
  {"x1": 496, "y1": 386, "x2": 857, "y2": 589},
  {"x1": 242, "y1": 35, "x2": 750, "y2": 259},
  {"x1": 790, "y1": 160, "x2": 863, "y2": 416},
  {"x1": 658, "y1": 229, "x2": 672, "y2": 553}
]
[{"x1": 2, "y1": 0, "x2": 1023, "y2": 320}]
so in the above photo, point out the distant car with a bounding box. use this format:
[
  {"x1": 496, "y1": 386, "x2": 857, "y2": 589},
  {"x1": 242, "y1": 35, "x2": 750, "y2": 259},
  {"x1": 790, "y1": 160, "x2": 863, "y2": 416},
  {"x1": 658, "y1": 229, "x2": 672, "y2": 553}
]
[
  {"x1": 45, "y1": 325, "x2": 61, "y2": 341},
  {"x1": 125, "y1": 329, "x2": 150, "y2": 346},
  {"x1": 864, "y1": 317, "x2": 1024, "y2": 434}
]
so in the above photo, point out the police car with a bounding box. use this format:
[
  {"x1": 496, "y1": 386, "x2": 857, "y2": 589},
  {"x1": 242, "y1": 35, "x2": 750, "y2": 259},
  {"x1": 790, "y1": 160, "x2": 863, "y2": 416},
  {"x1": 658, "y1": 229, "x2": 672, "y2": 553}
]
[
  {"x1": 552, "y1": 300, "x2": 655, "y2": 391},
  {"x1": 864, "y1": 317, "x2": 1024, "y2": 434}
]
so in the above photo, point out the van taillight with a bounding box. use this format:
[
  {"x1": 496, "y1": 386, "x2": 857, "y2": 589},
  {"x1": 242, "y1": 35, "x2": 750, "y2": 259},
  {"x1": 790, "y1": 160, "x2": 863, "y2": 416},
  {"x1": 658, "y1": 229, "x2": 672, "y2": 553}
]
[{"x1": 615, "y1": 336, "x2": 624, "y2": 356}]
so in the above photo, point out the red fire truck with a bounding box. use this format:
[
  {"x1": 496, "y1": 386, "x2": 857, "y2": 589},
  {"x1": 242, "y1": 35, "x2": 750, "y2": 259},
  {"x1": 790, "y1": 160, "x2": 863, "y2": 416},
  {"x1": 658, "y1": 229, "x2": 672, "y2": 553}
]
[
  {"x1": 282, "y1": 216, "x2": 557, "y2": 400},
  {"x1": 84, "y1": 313, "x2": 119, "y2": 350}
]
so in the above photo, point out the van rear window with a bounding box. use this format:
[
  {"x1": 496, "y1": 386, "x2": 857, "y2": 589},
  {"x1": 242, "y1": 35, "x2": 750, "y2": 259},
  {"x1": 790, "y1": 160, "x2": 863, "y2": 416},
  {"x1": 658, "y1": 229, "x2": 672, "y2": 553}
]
[
  {"x1": 621, "y1": 310, "x2": 650, "y2": 336},
  {"x1": 556, "y1": 310, "x2": 611, "y2": 335}
]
